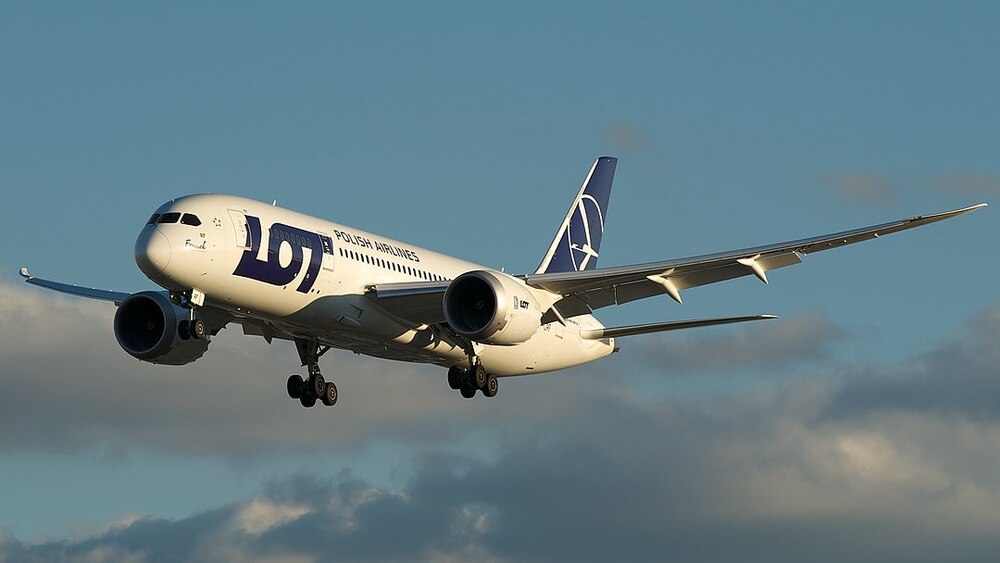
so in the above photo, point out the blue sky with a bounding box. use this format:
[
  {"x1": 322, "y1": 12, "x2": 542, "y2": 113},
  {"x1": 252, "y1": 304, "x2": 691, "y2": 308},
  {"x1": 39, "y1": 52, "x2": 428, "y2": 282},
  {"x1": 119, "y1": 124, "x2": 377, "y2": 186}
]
[{"x1": 1, "y1": 2, "x2": 998, "y2": 561}]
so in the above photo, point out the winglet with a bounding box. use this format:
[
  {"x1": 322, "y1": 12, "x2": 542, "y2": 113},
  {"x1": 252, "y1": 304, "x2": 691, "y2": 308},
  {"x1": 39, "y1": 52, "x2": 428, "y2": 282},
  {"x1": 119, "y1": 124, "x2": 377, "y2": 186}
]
[{"x1": 19, "y1": 267, "x2": 31, "y2": 279}]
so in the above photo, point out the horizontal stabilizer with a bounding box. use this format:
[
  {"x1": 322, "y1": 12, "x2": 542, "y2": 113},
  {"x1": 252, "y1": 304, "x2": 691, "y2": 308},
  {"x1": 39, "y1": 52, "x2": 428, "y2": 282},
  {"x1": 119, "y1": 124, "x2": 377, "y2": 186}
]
[{"x1": 580, "y1": 314, "x2": 778, "y2": 340}]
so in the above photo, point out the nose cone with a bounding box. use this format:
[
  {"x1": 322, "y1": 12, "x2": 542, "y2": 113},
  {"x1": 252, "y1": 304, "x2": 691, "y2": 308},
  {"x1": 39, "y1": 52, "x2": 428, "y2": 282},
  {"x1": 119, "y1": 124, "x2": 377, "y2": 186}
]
[{"x1": 135, "y1": 229, "x2": 172, "y2": 278}]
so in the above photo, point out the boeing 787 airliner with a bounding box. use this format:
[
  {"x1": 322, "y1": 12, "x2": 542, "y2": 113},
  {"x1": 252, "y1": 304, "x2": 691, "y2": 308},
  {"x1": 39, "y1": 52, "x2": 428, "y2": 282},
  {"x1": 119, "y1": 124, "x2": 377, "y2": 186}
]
[{"x1": 21, "y1": 158, "x2": 986, "y2": 408}]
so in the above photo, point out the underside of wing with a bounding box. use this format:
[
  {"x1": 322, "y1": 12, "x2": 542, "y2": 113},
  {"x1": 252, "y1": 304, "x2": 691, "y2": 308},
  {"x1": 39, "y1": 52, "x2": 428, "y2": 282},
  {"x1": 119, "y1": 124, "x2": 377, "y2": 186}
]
[
  {"x1": 365, "y1": 280, "x2": 451, "y2": 326},
  {"x1": 20, "y1": 267, "x2": 132, "y2": 303},
  {"x1": 581, "y1": 314, "x2": 778, "y2": 340},
  {"x1": 524, "y1": 203, "x2": 986, "y2": 318}
]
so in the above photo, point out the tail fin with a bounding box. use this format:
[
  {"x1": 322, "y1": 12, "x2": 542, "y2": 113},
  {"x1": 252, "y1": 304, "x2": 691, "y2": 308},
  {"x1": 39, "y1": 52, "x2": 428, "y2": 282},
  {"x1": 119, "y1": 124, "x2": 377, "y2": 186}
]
[{"x1": 535, "y1": 156, "x2": 618, "y2": 274}]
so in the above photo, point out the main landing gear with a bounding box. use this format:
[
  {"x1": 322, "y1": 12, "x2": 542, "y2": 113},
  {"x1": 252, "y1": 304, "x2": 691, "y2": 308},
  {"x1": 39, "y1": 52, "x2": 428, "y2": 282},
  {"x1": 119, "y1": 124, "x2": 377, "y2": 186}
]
[
  {"x1": 447, "y1": 361, "x2": 499, "y2": 399},
  {"x1": 287, "y1": 339, "x2": 337, "y2": 408}
]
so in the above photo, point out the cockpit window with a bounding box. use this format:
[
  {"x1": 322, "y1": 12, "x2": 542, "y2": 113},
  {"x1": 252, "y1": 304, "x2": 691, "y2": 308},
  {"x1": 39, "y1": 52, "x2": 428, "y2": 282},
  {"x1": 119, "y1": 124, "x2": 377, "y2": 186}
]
[
  {"x1": 180, "y1": 213, "x2": 202, "y2": 226},
  {"x1": 158, "y1": 212, "x2": 181, "y2": 224},
  {"x1": 146, "y1": 214, "x2": 161, "y2": 225}
]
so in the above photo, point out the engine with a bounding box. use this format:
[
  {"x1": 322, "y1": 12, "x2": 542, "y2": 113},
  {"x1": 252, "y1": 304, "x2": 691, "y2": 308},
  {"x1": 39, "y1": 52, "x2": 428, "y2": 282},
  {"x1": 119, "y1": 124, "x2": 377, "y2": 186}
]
[
  {"x1": 443, "y1": 270, "x2": 542, "y2": 345},
  {"x1": 113, "y1": 291, "x2": 210, "y2": 365}
]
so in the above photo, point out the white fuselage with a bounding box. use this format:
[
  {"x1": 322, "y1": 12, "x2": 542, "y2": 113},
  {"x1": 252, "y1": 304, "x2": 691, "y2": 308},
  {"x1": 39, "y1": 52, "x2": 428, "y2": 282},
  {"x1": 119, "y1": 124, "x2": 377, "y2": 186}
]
[{"x1": 134, "y1": 194, "x2": 615, "y2": 377}]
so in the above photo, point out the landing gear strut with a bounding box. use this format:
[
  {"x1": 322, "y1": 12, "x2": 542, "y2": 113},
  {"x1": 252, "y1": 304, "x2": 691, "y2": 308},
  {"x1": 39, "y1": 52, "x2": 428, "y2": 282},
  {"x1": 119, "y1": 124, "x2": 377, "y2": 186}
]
[{"x1": 287, "y1": 339, "x2": 337, "y2": 408}]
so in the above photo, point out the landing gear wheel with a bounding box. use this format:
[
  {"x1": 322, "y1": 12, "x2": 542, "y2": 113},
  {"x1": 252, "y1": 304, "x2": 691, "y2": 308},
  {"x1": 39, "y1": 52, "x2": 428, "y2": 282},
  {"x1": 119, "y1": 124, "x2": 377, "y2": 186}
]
[
  {"x1": 460, "y1": 386, "x2": 477, "y2": 399},
  {"x1": 286, "y1": 374, "x2": 304, "y2": 399},
  {"x1": 321, "y1": 382, "x2": 338, "y2": 406},
  {"x1": 192, "y1": 319, "x2": 207, "y2": 339},
  {"x1": 447, "y1": 367, "x2": 464, "y2": 390},
  {"x1": 299, "y1": 394, "x2": 317, "y2": 408},
  {"x1": 471, "y1": 365, "x2": 487, "y2": 389},
  {"x1": 178, "y1": 320, "x2": 192, "y2": 340},
  {"x1": 309, "y1": 373, "x2": 326, "y2": 398},
  {"x1": 483, "y1": 374, "x2": 498, "y2": 397}
]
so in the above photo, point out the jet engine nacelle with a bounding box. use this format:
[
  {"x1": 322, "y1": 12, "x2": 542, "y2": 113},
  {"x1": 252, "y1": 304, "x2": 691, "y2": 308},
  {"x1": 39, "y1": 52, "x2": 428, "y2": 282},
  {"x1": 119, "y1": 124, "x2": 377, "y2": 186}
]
[
  {"x1": 113, "y1": 291, "x2": 209, "y2": 365},
  {"x1": 443, "y1": 270, "x2": 542, "y2": 345}
]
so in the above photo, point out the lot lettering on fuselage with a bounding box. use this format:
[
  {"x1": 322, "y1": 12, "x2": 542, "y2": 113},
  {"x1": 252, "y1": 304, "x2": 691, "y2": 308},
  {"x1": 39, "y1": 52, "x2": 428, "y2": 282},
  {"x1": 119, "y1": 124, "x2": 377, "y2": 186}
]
[{"x1": 233, "y1": 215, "x2": 334, "y2": 293}]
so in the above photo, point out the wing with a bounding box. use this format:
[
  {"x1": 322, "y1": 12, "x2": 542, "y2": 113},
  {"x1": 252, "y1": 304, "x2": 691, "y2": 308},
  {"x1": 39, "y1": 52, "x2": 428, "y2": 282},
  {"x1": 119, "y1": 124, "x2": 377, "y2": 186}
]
[
  {"x1": 524, "y1": 203, "x2": 987, "y2": 317},
  {"x1": 581, "y1": 314, "x2": 778, "y2": 340},
  {"x1": 20, "y1": 267, "x2": 131, "y2": 304},
  {"x1": 337, "y1": 204, "x2": 987, "y2": 327},
  {"x1": 365, "y1": 280, "x2": 450, "y2": 326}
]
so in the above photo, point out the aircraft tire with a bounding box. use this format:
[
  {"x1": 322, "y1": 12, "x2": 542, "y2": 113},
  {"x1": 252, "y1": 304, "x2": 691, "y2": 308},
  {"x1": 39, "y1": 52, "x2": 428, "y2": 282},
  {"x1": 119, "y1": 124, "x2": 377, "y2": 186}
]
[
  {"x1": 321, "y1": 382, "x2": 338, "y2": 406},
  {"x1": 309, "y1": 373, "x2": 326, "y2": 398},
  {"x1": 447, "y1": 367, "x2": 463, "y2": 390},
  {"x1": 192, "y1": 319, "x2": 207, "y2": 339},
  {"x1": 459, "y1": 386, "x2": 477, "y2": 399},
  {"x1": 177, "y1": 320, "x2": 192, "y2": 340},
  {"x1": 483, "y1": 374, "x2": 498, "y2": 397},
  {"x1": 471, "y1": 365, "x2": 487, "y2": 389},
  {"x1": 299, "y1": 394, "x2": 317, "y2": 408},
  {"x1": 287, "y1": 374, "x2": 304, "y2": 399}
]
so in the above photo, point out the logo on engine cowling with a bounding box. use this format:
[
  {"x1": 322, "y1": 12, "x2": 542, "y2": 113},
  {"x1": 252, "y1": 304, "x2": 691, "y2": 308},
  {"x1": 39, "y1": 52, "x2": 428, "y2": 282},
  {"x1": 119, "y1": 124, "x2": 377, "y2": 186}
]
[{"x1": 233, "y1": 215, "x2": 334, "y2": 293}]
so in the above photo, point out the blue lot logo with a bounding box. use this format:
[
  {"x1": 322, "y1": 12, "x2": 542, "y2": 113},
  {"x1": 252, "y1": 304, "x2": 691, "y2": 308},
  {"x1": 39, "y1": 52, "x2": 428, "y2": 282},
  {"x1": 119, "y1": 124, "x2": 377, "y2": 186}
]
[{"x1": 233, "y1": 215, "x2": 334, "y2": 293}]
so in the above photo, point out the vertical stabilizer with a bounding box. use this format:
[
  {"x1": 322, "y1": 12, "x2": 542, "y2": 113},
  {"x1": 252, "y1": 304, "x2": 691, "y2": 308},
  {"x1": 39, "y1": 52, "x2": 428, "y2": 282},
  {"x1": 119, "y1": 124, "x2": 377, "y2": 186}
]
[{"x1": 535, "y1": 157, "x2": 617, "y2": 274}]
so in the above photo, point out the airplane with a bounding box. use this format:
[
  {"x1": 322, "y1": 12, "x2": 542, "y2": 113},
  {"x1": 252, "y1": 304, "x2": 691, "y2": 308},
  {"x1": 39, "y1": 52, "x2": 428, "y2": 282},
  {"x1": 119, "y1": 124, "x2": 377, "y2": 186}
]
[{"x1": 20, "y1": 157, "x2": 986, "y2": 408}]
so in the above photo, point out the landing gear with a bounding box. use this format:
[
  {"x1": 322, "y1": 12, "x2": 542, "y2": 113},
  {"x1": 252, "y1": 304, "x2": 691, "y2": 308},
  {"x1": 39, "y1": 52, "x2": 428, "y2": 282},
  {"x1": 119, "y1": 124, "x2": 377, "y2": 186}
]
[
  {"x1": 447, "y1": 360, "x2": 499, "y2": 399},
  {"x1": 483, "y1": 373, "x2": 498, "y2": 398},
  {"x1": 289, "y1": 339, "x2": 336, "y2": 409},
  {"x1": 447, "y1": 366, "x2": 463, "y2": 390},
  {"x1": 320, "y1": 382, "x2": 338, "y2": 406},
  {"x1": 309, "y1": 372, "x2": 326, "y2": 398},
  {"x1": 287, "y1": 374, "x2": 304, "y2": 399},
  {"x1": 191, "y1": 318, "x2": 207, "y2": 339},
  {"x1": 471, "y1": 364, "x2": 487, "y2": 389}
]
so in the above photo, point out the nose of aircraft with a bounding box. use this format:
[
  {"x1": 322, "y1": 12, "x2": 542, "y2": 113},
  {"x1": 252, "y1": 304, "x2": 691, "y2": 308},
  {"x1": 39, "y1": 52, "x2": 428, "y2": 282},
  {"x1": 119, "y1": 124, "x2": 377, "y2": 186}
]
[{"x1": 135, "y1": 229, "x2": 172, "y2": 276}]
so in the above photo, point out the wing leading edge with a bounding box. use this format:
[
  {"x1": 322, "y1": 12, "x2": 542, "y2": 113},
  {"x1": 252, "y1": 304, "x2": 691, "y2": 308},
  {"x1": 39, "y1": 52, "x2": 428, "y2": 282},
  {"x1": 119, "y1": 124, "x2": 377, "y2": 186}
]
[{"x1": 19, "y1": 267, "x2": 131, "y2": 304}]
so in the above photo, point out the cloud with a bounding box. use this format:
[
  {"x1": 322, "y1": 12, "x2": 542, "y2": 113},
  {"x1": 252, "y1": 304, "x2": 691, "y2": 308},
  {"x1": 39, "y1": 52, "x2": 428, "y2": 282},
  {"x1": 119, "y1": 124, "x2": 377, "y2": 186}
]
[
  {"x1": 630, "y1": 310, "x2": 845, "y2": 374},
  {"x1": 826, "y1": 172, "x2": 897, "y2": 207},
  {"x1": 0, "y1": 281, "x2": 621, "y2": 458},
  {"x1": 6, "y1": 279, "x2": 1000, "y2": 562},
  {"x1": 6, "y1": 379, "x2": 1000, "y2": 562},
  {"x1": 604, "y1": 121, "x2": 651, "y2": 151},
  {"x1": 932, "y1": 174, "x2": 1000, "y2": 195},
  {"x1": 823, "y1": 306, "x2": 1000, "y2": 421}
]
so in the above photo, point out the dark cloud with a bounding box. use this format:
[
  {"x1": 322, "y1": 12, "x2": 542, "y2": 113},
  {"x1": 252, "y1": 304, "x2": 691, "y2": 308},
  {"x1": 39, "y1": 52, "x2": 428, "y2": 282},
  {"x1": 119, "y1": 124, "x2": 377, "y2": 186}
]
[
  {"x1": 6, "y1": 375, "x2": 1000, "y2": 562},
  {"x1": 630, "y1": 310, "x2": 846, "y2": 374},
  {"x1": 826, "y1": 172, "x2": 897, "y2": 207},
  {"x1": 824, "y1": 306, "x2": 1000, "y2": 420},
  {"x1": 6, "y1": 280, "x2": 1000, "y2": 562}
]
